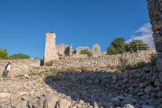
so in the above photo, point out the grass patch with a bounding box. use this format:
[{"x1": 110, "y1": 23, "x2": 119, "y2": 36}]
[
  {"x1": 50, "y1": 69, "x2": 58, "y2": 74},
  {"x1": 45, "y1": 61, "x2": 53, "y2": 66},
  {"x1": 28, "y1": 69, "x2": 60, "y2": 76},
  {"x1": 1, "y1": 76, "x2": 8, "y2": 78},
  {"x1": 65, "y1": 66, "x2": 89, "y2": 71},
  {"x1": 15, "y1": 75, "x2": 24, "y2": 78},
  {"x1": 29, "y1": 73, "x2": 38, "y2": 76}
]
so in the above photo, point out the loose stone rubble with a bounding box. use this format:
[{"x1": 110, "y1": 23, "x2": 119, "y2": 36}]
[{"x1": 0, "y1": 66, "x2": 161, "y2": 108}]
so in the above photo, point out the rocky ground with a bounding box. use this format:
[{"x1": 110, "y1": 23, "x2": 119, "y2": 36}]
[{"x1": 0, "y1": 67, "x2": 162, "y2": 108}]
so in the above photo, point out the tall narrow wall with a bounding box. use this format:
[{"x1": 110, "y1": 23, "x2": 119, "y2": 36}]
[
  {"x1": 147, "y1": 0, "x2": 162, "y2": 71},
  {"x1": 44, "y1": 32, "x2": 58, "y2": 63}
]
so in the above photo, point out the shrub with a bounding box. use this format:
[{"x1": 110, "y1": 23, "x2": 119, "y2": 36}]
[
  {"x1": 117, "y1": 57, "x2": 128, "y2": 71},
  {"x1": 80, "y1": 49, "x2": 92, "y2": 57},
  {"x1": 9, "y1": 53, "x2": 30, "y2": 59},
  {"x1": 0, "y1": 48, "x2": 9, "y2": 60},
  {"x1": 50, "y1": 69, "x2": 57, "y2": 74},
  {"x1": 125, "y1": 62, "x2": 148, "y2": 70},
  {"x1": 45, "y1": 60, "x2": 53, "y2": 66},
  {"x1": 149, "y1": 54, "x2": 157, "y2": 66}
]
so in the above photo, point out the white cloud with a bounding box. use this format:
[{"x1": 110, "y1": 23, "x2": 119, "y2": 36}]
[
  {"x1": 126, "y1": 23, "x2": 154, "y2": 47},
  {"x1": 135, "y1": 23, "x2": 152, "y2": 33}
]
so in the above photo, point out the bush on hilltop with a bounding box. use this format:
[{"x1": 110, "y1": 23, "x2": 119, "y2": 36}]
[{"x1": 9, "y1": 53, "x2": 30, "y2": 59}]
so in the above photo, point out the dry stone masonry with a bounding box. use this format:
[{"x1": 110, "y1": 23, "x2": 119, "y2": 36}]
[
  {"x1": 44, "y1": 32, "x2": 103, "y2": 60},
  {"x1": 147, "y1": 0, "x2": 162, "y2": 71},
  {"x1": 45, "y1": 67, "x2": 162, "y2": 108},
  {"x1": 91, "y1": 44, "x2": 102, "y2": 57},
  {"x1": 56, "y1": 44, "x2": 73, "y2": 57},
  {"x1": 0, "y1": 66, "x2": 162, "y2": 108},
  {"x1": 147, "y1": 0, "x2": 162, "y2": 52},
  {"x1": 0, "y1": 49, "x2": 156, "y2": 76},
  {"x1": 0, "y1": 0, "x2": 162, "y2": 107},
  {"x1": 44, "y1": 32, "x2": 59, "y2": 63},
  {"x1": 52, "y1": 49, "x2": 156, "y2": 69},
  {"x1": 0, "y1": 59, "x2": 40, "y2": 76}
]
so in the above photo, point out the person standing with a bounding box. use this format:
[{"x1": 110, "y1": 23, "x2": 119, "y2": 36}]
[{"x1": 3, "y1": 62, "x2": 11, "y2": 77}]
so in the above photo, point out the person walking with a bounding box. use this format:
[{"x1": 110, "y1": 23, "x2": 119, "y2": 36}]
[{"x1": 3, "y1": 62, "x2": 11, "y2": 77}]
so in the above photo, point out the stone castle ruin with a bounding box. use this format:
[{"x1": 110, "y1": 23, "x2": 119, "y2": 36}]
[
  {"x1": 0, "y1": 1, "x2": 162, "y2": 107},
  {"x1": 44, "y1": 32, "x2": 102, "y2": 63},
  {"x1": 43, "y1": 0, "x2": 162, "y2": 65},
  {"x1": 43, "y1": 0, "x2": 162, "y2": 68},
  {"x1": 44, "y1": 30, "x2": 158, "y2": 65}
]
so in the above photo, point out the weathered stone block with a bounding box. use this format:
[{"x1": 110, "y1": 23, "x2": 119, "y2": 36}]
[
  {"x1": 156, "y1": 57, "x2": 162, "y2": 72},
  {"x1": 159, "y1": 72, "x2": 162, "y2": 82},
  {"x1": 154, "y1": 79, "x2": 161, "y2": 86}
]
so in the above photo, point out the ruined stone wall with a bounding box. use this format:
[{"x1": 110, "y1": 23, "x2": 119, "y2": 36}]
[
  {"x1": 75, "y1": 47, "x2": 90, "y2": 55},
  {"x1": 0, "y1": 49, "x2": 156, "y2": 76},
  {"x1": 44, "y1": 32, "x2": 58, "y2": 63},
  {"x1": 0, "y1": 59, "x2": 40, "y2": 76},
  {"x1": 56, "y1": 67, "x2": 162, "y2": 107},
  {"x1": 52, "y1": 49, "x2": 156, "y2": 69},
  {"x1": 69, "y1": 54, "x2": 88, "y2": 58},
  {"x1": 147, "y1": 0, "x2": 162, "y2": 52},
  {"x1": 147, "y1": 0, "x2": 162, "y2": 71},
  {"x1": 73, "y1": 44, "x2": 102, "y2": 57},
  {"x1": 56, "y1": 44, "x2": 69, "y2": 56},
  {"x1": 91, "y1": 44, "x2": 102, "y2": 57}
]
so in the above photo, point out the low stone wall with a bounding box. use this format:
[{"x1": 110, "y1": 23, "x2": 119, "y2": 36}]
[
  {"x1": 0, "y1": 58, "x2": 40, "y2": 76},
  {"x1": 54, "y1": 66, "x2": 162, "y2": 107},
  {"x1": 52, "y1": 49, "x2": 156, "y2": 69},
  {"x1": 0, "y1": 49, "x2": 156, "y2": 76}
]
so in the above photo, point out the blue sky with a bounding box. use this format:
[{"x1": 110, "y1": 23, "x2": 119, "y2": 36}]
[{"x1": 0, "y1": 0, "x2": 152, "y2": 58}]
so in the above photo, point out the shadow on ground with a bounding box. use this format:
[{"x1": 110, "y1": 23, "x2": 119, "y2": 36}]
[{"x1": 44, "y1": 70, "x2": 128, "y2": 107}]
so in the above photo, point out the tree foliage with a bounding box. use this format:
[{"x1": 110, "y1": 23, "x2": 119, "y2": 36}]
[
  {"x1": 9, "y1": 53, "x2": 30, "y2": 59},
  {"x1": 125, "y1": 40, "x2": 149, "y2": 53},
  {"x1": 107, "y1": 38, "x2": 149, "y2": 55},
  {"x1": 107, "y1": 38, "x2": 125, "y2": 55},
  {"x1": 0, "y1": 48, "x2": 9, "y2": 60}
]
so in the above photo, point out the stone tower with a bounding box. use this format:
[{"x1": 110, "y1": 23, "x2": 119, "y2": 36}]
[
  {"x1": 44, "y1": 32, "x2": 59, "y2": 63},
  {"x1": 146, "y1": 0, "x2": 162, "y2": 71}
]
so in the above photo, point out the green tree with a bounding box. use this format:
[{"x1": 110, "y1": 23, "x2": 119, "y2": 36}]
[
  {"x1": 126, "y1": 40, "x2": 149, "y2": 53},
  {"x1": 0, "y1": 48, "x2": 9, "y2": 60},
  {"x1": 9, "y1": 53, "x2": 30, "y2": 59},
  {"x1": 125, "y1": 43, "x2": 132, "y2": 53},
  {"x1": 107, "y1": 37, "x2": 125, "y2": 55}
]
